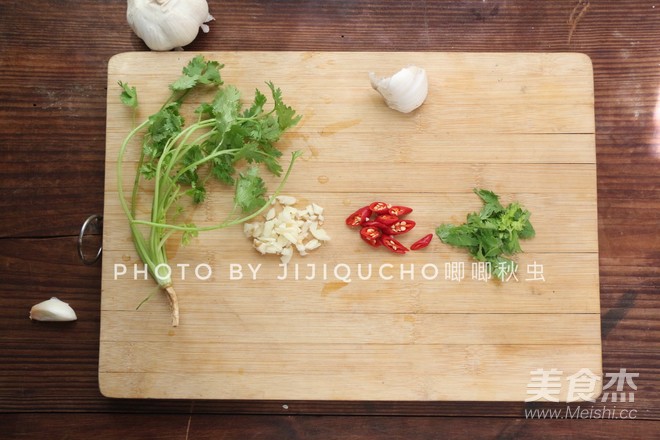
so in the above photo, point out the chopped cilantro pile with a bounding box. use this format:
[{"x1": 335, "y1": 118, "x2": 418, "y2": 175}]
[{"x1": 435, "y1": 189, "x2": 535, "y2": 279}]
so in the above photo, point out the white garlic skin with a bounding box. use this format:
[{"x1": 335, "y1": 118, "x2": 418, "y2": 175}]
[
  {"x1": 127, "y1": 0, "x2": 214, "y2": 51},
  {"x1": 369, "y1": 66, "x2": 429, "y2": 113},
  {"x1": 29, "y1": 297, "x2": 78, "y2": 322}
]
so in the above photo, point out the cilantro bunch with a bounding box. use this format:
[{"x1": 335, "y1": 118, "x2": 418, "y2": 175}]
[
  {"x1": 117, "y1": 55, "x2": 302, "y2": 325},
  {"x1": 435, "y1": 189, "x2": 535, "y2": 279}
]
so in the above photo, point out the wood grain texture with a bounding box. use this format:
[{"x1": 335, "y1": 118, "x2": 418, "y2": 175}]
[
  {"x1": 4, "y1": 413, "x2": 660, "y2": 440},
  {"x1": 99, "y1": 51, "x2": 601, "y2": 401},
  {"x1": 0, "y1": 0, "x2": 659, "y2": 437}
]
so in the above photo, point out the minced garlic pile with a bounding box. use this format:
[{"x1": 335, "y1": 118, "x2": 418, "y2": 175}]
[{"x1": 243, "y1": 196, "x2": 330, "y2": 264}]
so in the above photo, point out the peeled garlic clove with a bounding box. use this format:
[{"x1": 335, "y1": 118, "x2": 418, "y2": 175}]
[
  {"x1": 280, "y1": 247, "x2": 293, "y2": 265},
  {"x1": 29, "y1": 297, "x2": 77, "y2": 322},
  {"x1": 276, "y1": 195, "x2": 297, "y2": 206},
  {"x1": 369, "y1": 66, "x2": 429, "y2": 113},
  {"x1": 127, "y1": 0, "x2": 214, "y2": 51},
  {"x1": 309, "y1": 223, "x2": 331, "y2": 241}
]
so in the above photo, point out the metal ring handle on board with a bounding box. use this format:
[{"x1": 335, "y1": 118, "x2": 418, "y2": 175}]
[{"x1": 77, "y1": 214, "x2": 103, "y2": 265}]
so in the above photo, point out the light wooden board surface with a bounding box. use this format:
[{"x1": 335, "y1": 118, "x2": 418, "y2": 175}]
[{"x1": 100, "y1": 51, "x2": 601, "y2": 401}]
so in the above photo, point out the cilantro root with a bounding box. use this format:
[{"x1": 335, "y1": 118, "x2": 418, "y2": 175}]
[
  {"x1": 435, "y1": 188, "x2": 535, "y2": 280},
  {"x1": 117, "y1": 56, "x2": 302, "y2": 326}
]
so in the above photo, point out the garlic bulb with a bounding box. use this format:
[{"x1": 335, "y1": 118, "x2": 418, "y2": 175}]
[
  {"x1": 127, "y1": 0, "x2": 214, "y2": 51},
  {"x1": 29, "y1": 297, "x2": 78, "y2": 322},
  {"x1": 369, "y1": 66, "x2": 429, "y2": 113}
]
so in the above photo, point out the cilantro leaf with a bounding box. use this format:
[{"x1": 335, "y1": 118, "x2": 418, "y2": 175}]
[
  {"x1": 475, "y1": 188, "x2": 504, "y2": 218},
  {"x1": 145, "y1": 103, "x2": 184, "y2": 158},
  {"x1": 200, "y1": 64, "x2": 222, "y2": 85},
  {"x1": 139, "y1": 162, "x2": 157, "y2": 180},
  {"x1": 436, "y1": 224, "x2": 479, "y2": 247},
  {"x1": 169, "y1": 75, "x2": 197, "y2": 92},
  {"x1": 233, "y1": 140, "x2": 263, "y2": 164},
  {"x1": 177, "y1": 145, "x2": 203, "y2": 186},
  {"x1": 258, "y1": 148, "x2": 283, "y2": 176},
  {"x1": 186, "y1": 182, "x2": 206, "y2": 204},
  {"x1": 118, "y1": 81, "x2": 138, "y2": 108},
  {"x1": 210, "y1": 85, "x2": 241, "y2": 132},
  {"x1": 259, "y1": 116, "x2": 285, "y2": 143},
  {"x1": 267, "y1": 82, "x2": 302, "y2": 130},
  {"x1": 519, "y1": 218, "x2": 536, "y2": 239},
  {"x1": 474, "y1": 188, "x2": 503, "y2": 209},
  {"x1": 209, "y1": 148, "x2": 236, "y2": 185},
  {"x1": 243, "y1": 89, "x2": 268, "y2": 118},
  {"x1": 181, "y1": 225, "x2": 199, "y2": 246},
  {"x1": 170, "y1": 55, "x2": 224, "y2": 92},
  {"x1": 234, "y1": 167, "x2": 267, "y2": 213}
]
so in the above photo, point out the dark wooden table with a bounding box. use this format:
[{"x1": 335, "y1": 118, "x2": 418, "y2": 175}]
[{"x1": 1, "y1": 1, "x2": 658, "y2": 438}]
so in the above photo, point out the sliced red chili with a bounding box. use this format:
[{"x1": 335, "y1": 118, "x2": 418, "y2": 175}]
[
  {"x1": 345, "y1": 205, "x2": 372, "y2": 227},
  {"x1": 380, "y1": 234, "x2": 409, "y2": 254},
  {"x1": 374, "y1": 214, "x2": 399, "y2": 226},
  {"x1": 359, "y1": 226, "x2": 382, "y2": 247},
  {"x1": 363, "y1": 220, "x2": 389, "y2": 230},
  {"x1": 410, "y1": 233, "x2": 433, "y2": 250},
  {"x1": 347, "y1": 202, "x2": 423, "y2": 255},
  {"x1": 369, "y1": 201, "x2": 392, "y2": 214},
  {"x1": 389, "y1": 205, "x2": 413, "y2": 217},
  {"x1": 385, "y1": 219, "x2": 416, "y2": 235}
]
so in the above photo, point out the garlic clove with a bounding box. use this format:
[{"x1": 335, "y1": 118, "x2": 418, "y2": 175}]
[
  {"x1": 127, "y1": 0, "x2": 213, "y2": 51},
  {"x1": 29, "y1": 297, "x2": 77, "y2": 322},
  {"x1": 369, "y1": 66, "x2": 429, "y2": 113},
  {"x1": 280, "y1": 247, "x2": 293, "y2": 265},
  {"x1": 276, "y1": 195, "x2": 297, "y2": 206},
  {"x1": 309, "y1": 223, "x2": 331, "y2": 241}
]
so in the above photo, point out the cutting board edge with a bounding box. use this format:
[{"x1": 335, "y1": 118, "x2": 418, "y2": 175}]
[{"x1": 100, "y1": 50, "x2": 601, "y2": 402}]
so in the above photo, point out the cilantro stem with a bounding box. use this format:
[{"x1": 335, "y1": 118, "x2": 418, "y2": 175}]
[
  {"x1": 131, "y1": 149, "x2": 146, "y2": 217},
  {"x1": 117, "y1": 119, "x2": 160, "y2": 280},
  {"x1": 130, "y1": 151, "x2": 302, "y2": 232}
]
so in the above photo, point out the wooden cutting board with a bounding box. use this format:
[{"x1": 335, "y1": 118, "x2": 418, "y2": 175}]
[{"x1": 100, "y1": 51, "x2": 601, "y2": 401}]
